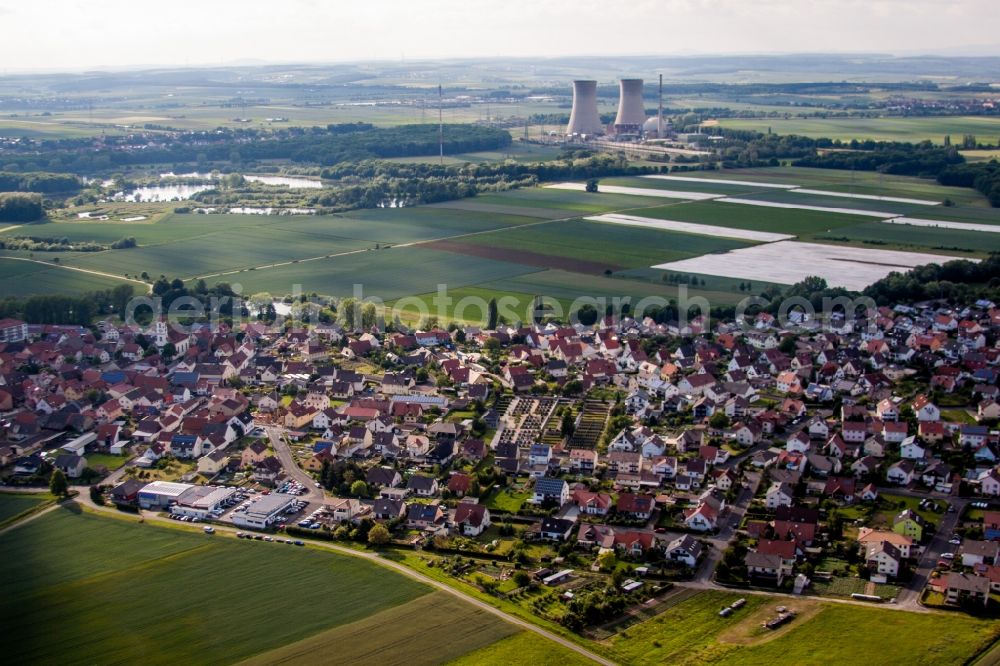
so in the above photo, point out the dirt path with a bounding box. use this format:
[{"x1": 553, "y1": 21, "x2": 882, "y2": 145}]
[{"x1": 0, "y1": 256, "x2": 150, "y2": 291}]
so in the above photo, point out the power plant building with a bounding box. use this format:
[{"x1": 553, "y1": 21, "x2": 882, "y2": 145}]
[{"x1": 566, "y1": 80, "x2": 603, "y2": 136}]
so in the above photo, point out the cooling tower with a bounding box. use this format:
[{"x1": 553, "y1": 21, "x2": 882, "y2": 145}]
[
  {"x1": 614, "y1": 79, "x2": 646, "y2": 132},
  {"x1": 566, "y1": 80, "x2": 603, "y2": 135}
]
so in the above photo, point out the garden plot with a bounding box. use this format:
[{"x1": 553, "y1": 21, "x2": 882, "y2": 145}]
[
  {"x1": 544, "y1": 182, "x2": 719, "y2": 200},
  {"x1": 587, "y1": 213, "x2": 794, "y2": 243},
  {"x1": 716, "y1": 197, "x2": 899, "y2": 218},
  {"x1": 793, "y1": 188, "x2": 940, "y2": 206},
  {"x1": 883, "y1": 217, "x2": 1000, "y2": 233},
  {"x1": 651, "y1": 241, "x2": 971, "y2": 291},
  {"x1": 641, "y1": 174, "x2": 798, "y2": 189}
]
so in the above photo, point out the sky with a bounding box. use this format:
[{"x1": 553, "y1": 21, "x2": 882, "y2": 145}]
[{"x1": 1, "y1": 0, "x2": 998, "y2": 72}]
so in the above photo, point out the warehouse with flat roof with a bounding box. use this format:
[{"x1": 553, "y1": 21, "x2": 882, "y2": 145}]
[
  {"x1": 138, "y1": 481, "x2": 194, "y2": 509},
  {"x1": 171, "y1": 485, "x2": 237, "y2": 519},
  {"x1": 232, "y1": 493, "x2": 297, "y2": 529}
]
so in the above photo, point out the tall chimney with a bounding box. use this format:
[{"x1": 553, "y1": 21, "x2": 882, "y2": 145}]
[{"x1": 657, "y1": 74, "x2": 664, "y2": 136}]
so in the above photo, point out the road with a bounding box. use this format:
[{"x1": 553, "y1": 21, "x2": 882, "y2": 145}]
[
  {"x1": 0, "y1": 256, "x2": 150, "y2": 291},
  {"x1": 894, "y1": 494, "x2": 967, "y2": 609},
  {"x1": 63, "y1": 490, "x2": 614, "y2": 666},
  {"x1": 265, "y1": 426, "x2": 325, "y2": 502}
]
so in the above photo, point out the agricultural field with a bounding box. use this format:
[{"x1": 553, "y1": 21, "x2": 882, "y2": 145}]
[
  {"x1": 438, "y1": 218, "x2": 755, "y2": 271},
  {"x1": 0, "y1": 507, "x2": 550, "y2": 665},
  {"x1": 241, "y1": 592, "x2": 517, "y2": 666},
  {"x1": 813, "y1": 221, "x2": 1000, "y2": 256},
  {"x1": 446, "y1": 631, "x2": 594, "y2": 666},
  {"x1": 715, "y1": 116, "x2": 1000, "y2": 144},
  {"x1": 4, "y1": 167, "x2": 1000, "y2": 304},
  {"x1": 595, "y1": 590, "x2": 999, "y2": 666},
  {"x1": 0, "y1": 257, "x2": 136, "y2": 296},
  {"x1": 651, "y1": 241, "x2": 964, "y2": 291},
  {"x1": 0, "y1": 492, "x2": 56, "y2": 529}
]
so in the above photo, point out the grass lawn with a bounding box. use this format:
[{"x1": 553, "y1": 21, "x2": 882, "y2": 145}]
[
  {"x1": 0, "y1": 506, "x2": 431, "y2": 664},
  {"x1": 598, "y1": 589, "x2": 1000, "y2": 665},
  {"x1": 877, "y1": 493, "x2": 948, "y2": 525},
  {"x1": 78, "y1": 452, "x2": 128, "y2": 471},
  {"x1": 483, "y1": 486, "x2": 531, "y2": 513},
  {"x1": 941, "y1": 408, "x2": 977, "y2": 425}
]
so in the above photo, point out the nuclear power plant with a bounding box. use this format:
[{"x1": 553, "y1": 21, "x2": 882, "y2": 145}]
[
  {"x1": 566, "y1": 80, "x2": 603, "y2": 136},
  {"x1": 613, "y1": 79, "x2": 646, "y2": 134},
  {"x1": 566, "y1": 75, "x2": 668, "y2": 139}
]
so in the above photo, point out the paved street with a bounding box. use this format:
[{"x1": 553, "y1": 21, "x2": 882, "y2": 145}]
[{"x1": 265, "y1": 426, "x2": 325, "y2": 502}]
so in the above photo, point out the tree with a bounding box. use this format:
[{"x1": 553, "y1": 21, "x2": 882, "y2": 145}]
[
  {"x1": 561, "y1": 411, "x2": 576, "y2": 438},
  {"x1": 89, "y1": 485, "x2": 104, "y2": 506},
  {"x1": 49, "y1": 468, "x2": 69, "y2": 497},
  {"x1": 486, "y1": 298, "x2": 499, "y2": 330},
  {"x1": 350, "y1": 480, "x2": 369, "y2": 497},
  {"x1": 585, "y1": 178, "x2": 599, "y2": 193},
  {"x1": 576, "y1": 303, "x2": 598, "y2": 326},
  {"x1": 513, "y1": 570, "x2": 532, "y2": 588},
  {"x1": 709, "y1": 411, "x2": 730, "y2": 430},
  {"x1": 367, "y1": 523, "x2": 391, "y2": 546},
  {"x1": 596, "y1": 550, "x2": 616, "y2": 572}
]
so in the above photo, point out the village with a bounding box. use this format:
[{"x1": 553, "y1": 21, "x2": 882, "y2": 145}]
[{"x1": 2, "y1": 296, "x2": 1000, "y2": 630}]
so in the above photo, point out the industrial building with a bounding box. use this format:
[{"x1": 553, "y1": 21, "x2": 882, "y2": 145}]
[
  {"x1": 232, "y1": 493, "x2": 297, "y2": 529},
  {"x1": 171, "y1": 485, "x2": 237, "y2": 519},
  {"x1": 566, "y1": 80, "x2": 603, "y2": 136},
  {"x1": 567, "y1": 75, "x2": 669, "y2": 139},
  {"x1": 138, "y1": 481, "x2": 195, "y2": 509},
  {"x1": 613, "y1": 79, "x2": 645, "y2": 135}
]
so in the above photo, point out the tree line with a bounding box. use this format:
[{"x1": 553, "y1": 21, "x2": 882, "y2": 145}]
[
  {"x1": 0, "y1": 171, "x2": 81, "y2": 193},
  {"x1": 0, "y1": 193, "x2": 44, "y2": 222},
  {"x1": 937, "y1": 161, "x2": 1000, "y2": 207},
  {"x1": 0, "y1": 123, "x2": 512, "y2": 174}
]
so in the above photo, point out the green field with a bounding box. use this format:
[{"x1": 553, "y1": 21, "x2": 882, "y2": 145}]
[
  {"x1": 205, "y1": 246, "x2": 540, "y2": 300},
  {"x1": 627, "y1": 200, "x2": 865, "y2": 236},
  {"x1": 453, "y1": 218, "x2": 754, "y2": 270},
  {"x1": 241, "y1": 591, "x2": 518, "y2": 666},
  {"x1": 813, "y1": 222, "x2": 999, "y2": 256},
  {"x1": 0, "y1": 257, "x2": 136, "y2": 296},
  {"x1": 446, "y1": 631, "x2": 594, "y2": 666},
  {"x1": 716, "y1": 116, "x2": 1000, "y2": 144},
  {"x1": 0, "y1": 507, "x2": 433, "y2": 664},
  {"x1": 597, "y1": 590, "x2": 999, "y2": 666},
  {"x1": 5, "y1": 168, "x2": 1000, "y2": 304},
  {"x1": 0, "y1": 492, "x2": 55, "y2": 528}
]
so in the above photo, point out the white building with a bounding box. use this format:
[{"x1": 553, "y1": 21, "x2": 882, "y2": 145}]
[
  {"x1": 138, "y1": 481, "x2": 195, "y2": 509},
  {"x1": 171, "y1": 485, "x2": 237, "y2": 519},
  {"x1": 232, "y1": 493, "x2": 297, "y2": 529}
]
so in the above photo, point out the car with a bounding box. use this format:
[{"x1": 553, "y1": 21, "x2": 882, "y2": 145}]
[
  {"x1": 203, "y1": 526, "x2": 215, "y2": 534},
  {"x1": 264, "y1": 536, "x2": 274, "y2": 542},
  {"x1": 294, "y1": 540, "x2": 304, "y2": 546},
  {"x1": 310, "y1": 523, "x2": 321, "y2": 529},
  {"x1": 941, "y1": 552, "x2": 955, "y2": 560},
  {"x1": 949, "y1": 537, "x2": 962, "y2": 545},
  {"x1": 314, "y1": 482, "x2": 321, "y2": 488}
]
